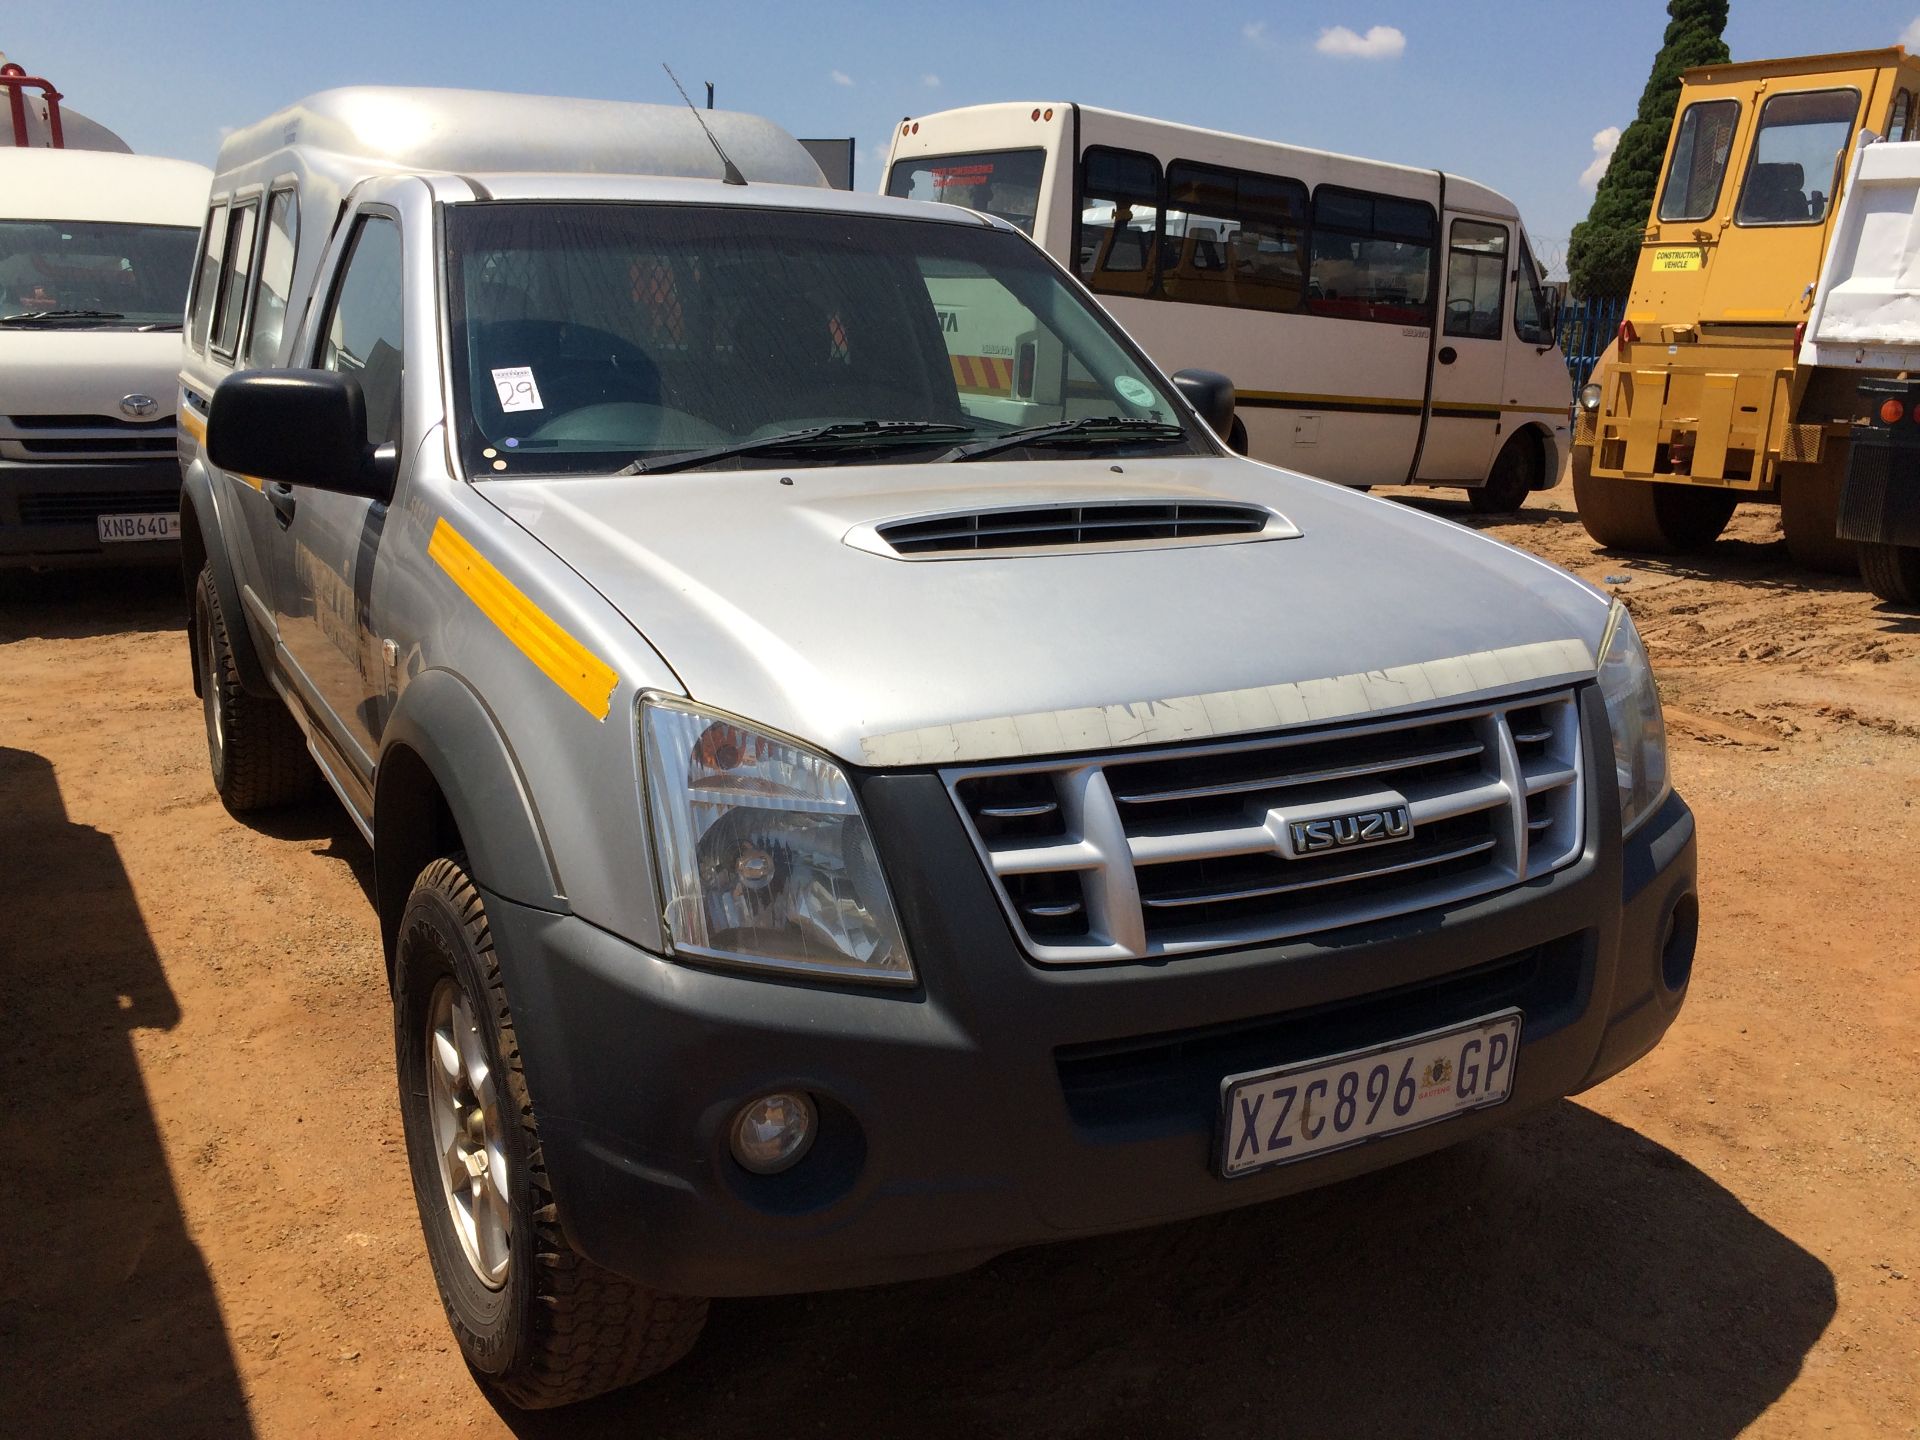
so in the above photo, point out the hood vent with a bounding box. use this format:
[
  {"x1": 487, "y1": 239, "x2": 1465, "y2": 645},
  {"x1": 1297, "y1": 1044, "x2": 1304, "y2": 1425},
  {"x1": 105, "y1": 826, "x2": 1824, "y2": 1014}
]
[{"x1": 852, "y1": 500, "x2": 1299, "y2": 559}]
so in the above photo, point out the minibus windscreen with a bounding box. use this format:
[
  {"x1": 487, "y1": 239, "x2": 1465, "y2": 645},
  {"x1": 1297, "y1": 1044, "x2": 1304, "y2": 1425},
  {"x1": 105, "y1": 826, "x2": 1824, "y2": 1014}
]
[{"x1": 0, "y1": 221, "x2": 199, "y2": 326}]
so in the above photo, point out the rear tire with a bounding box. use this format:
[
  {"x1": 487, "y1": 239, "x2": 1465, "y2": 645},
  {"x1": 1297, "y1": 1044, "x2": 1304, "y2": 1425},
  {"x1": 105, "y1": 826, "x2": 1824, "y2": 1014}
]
[
  {"x1": 193, "y1": 564, "x2": 317, "y2": 813},
  {"x1": 1468, "y1": 435, "x2": 1537, "y2": 515},
  {"x1": 394, "y1": 856, "x2": 708, "y2": 1409},
  {"x1": 1778, "y1": 452, "x2": 1860, "y2": 575},
  {"x1": 1859, "y1": 542, "x2": 1920, "y2": 607},
  {"x1": 1572, "y1": 445, "x2": 1737, "y2": 554}
]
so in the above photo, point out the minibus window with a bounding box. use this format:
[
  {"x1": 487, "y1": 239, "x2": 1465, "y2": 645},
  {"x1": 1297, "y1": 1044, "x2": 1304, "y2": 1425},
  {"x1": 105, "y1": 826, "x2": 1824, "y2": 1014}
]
[
  {"x1": 1443, "y1": 219, "x2": 1507, "y2": 340},
  {"x1": 1734, "y1": 89, "x2": 1858, "y2": 226},
  {"x1": 1162, "y1": 160, "x2": 1309, "y2": 313},
  {"x1": 1306, "y1": 187, "x2": 1434, "y2": 326},
  {"x1": 189, "y1": 204, "x2": 228, "y2": 351},
  {"x1": 245, "y1": 190, "x2": 299, "y2": 368},
  {"x1": 1078, "y1": 147, "x2": 1162, "y2": 297},
  {"x1": 210, "y1": 200, "x2": 258, "y2": 359},
  {"x1": 887, "y1": 149, "x2": 1046, "y2": 235},
  {"x1": 1513, "y1": 231, "x2": 1555, "y2": 347},
  {"x1": 0, "y1": 220, "x2": 196, "y2": 328},
  {"x1": 1657, "y1": 99, "x2": 1739, "y2": 223}
]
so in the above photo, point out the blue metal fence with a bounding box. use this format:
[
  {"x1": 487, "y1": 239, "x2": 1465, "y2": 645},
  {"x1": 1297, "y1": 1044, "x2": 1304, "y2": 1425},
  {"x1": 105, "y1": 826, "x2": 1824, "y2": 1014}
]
[{"x1": 1556, "y1": 293, "x2": 1627, "y2": 397}]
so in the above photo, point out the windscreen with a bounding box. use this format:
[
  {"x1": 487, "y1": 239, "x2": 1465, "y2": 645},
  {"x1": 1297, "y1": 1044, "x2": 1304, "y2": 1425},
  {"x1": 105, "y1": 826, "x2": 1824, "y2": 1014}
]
[
  {"x1": 0, "y1": 220, "x2": 198, "y2": 327},
  {"x1": 886, "y1": 150, "x2": 1046, "y2": 234},
  {"x1": 445, "y1": 202, "x2": 1201, "y2": 478},
  {"x1": 1735, "y1": 89, "x2": 1858, "y2": 226}
]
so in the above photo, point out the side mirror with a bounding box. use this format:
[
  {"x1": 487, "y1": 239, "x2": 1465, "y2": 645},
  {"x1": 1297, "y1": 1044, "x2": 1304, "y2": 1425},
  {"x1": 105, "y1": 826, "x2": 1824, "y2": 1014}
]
[
  {"x1": 1170, "y1": 368, "x2": 1236, "y2": 438},
  {"x1": 207, "y1": 370, "x2": 396, "y2": 502}
]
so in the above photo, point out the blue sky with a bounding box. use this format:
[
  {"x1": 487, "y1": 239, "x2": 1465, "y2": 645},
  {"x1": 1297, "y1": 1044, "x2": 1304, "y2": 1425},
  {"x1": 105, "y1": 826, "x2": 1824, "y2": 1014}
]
[{"x1": 9, "y1": 0, "x2": 1920, "y2": 273}]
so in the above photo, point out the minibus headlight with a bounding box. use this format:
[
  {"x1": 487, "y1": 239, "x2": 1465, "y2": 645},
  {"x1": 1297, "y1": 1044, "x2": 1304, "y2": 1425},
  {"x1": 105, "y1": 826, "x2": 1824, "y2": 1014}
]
[
  {"x1": 1579, "y1": 382, "x2": 1603, "y2": 412},
  {"x1": 1595, "y1": 603, "x2": 1670, "y2": 836},
  {"x1": 641, "y1": 696, "x2": 914, "y2": 984}
]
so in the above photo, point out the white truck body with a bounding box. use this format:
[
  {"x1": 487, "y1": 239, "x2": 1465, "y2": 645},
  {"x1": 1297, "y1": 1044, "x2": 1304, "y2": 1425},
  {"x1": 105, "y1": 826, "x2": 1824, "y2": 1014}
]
[{"x1": 1800, "y1": 135, "x2": 1920, "y2": 371}]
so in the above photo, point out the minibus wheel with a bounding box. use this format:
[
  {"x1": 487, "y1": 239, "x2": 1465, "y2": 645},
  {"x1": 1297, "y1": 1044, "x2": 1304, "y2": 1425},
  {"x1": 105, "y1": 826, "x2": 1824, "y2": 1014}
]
[
  {"x1": 1572, "y1": 448, "x2": 1736, "y2": 554},
  {"x1": 1778, "y1": 453, "x2": 1860, "y2": 575},
  {"x1": 1859, "y1": 542, "x2": 1920, "y2": 607},
  {"x1": 1469, "y1": 435, "x2": 1538, "y2": 514},
  {"x1": 394, "y1": 855, "x2": 708, "y2": 1408},
  {"x1": 193, "y1": 564, "x2": 317, "y2": 812}
]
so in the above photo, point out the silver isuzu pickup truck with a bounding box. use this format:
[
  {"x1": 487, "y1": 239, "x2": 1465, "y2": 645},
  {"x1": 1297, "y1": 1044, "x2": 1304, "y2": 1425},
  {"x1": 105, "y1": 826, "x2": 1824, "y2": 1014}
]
[{"x1": 180, "y1": 88, "x2": 1698, "y2": 1408}]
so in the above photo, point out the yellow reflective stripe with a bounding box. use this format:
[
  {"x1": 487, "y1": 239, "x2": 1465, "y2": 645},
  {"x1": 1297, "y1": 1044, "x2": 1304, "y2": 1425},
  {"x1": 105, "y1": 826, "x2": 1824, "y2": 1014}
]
[
  {"x1": 178, "y1": 408, "x2": 206, "y2": 442},
  {"x1": 427, "y1": 518, "x2": 619, "y2": 720}
]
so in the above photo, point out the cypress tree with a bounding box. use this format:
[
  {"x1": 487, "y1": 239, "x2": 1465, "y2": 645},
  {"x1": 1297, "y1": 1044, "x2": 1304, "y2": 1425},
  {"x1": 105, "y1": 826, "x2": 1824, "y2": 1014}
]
[{"x1": 1568, "y1": 0, "x2": 1731, "y2": 297}]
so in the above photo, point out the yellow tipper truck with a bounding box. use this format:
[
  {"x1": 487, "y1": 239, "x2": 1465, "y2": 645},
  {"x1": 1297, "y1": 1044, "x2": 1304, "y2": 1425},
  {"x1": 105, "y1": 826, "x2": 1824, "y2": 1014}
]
[{"x1": 1572, "y1": 48, "x2": 1920, "y2": 570}]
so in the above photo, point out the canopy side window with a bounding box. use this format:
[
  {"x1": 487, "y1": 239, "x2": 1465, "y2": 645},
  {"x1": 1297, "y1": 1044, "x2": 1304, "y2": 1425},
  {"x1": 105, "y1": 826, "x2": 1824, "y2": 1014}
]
[
  {"x1": 1657, "y1": 99, "x2": 1741, "y2": 223},
  {"x1": 187, "y1": 202, "x2": 228, "y2": 354}
]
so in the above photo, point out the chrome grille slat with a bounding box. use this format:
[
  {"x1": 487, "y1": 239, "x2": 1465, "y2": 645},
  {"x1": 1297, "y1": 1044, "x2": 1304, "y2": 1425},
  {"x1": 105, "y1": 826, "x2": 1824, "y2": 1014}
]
[
  {"x1": 945, "y1": 689, "x2": 1586, "y2": 964},
  {"x1": 1140, "y1": 837, "x2": 1499, "y2": 909},
  {"x1": 1111, "y1": 740, "x2": 1487, "y2": 805}
]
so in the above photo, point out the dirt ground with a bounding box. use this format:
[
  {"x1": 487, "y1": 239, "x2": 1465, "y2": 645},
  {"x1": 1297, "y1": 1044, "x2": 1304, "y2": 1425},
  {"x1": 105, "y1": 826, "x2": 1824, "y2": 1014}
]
[{"x1": 2, "y1": 473, "x2": 1916, "y2": 1439}]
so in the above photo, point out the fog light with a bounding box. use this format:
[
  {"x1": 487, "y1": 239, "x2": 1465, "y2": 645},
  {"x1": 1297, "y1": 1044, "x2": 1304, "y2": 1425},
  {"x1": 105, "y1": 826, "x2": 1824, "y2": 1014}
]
[{"x1": 730, "y1": 1092, "x2": 817, "y2": 1174}]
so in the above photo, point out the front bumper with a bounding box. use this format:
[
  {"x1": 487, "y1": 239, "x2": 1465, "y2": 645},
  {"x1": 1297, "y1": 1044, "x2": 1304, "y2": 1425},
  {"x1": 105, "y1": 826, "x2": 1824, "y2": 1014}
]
[
  {"x1": 0, "y1": 459, "x2": 182, "y2": 569},
  {"x1": 489, "y1": 689, "x2": 1697, "y2": 1299}
]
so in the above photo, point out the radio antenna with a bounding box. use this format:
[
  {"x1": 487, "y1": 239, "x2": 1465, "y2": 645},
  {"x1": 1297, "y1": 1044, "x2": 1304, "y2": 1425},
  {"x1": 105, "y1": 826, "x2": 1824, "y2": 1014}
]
[{"x1": 663, "y1": 63, "x2": 746, "y2": 186}]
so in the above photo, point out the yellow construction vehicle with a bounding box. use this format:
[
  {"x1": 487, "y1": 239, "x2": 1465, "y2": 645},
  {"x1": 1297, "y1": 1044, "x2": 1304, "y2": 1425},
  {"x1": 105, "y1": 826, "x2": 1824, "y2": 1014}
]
[{"x1": 1572, "y1": 48, "x2": 1920, "y2": 570}]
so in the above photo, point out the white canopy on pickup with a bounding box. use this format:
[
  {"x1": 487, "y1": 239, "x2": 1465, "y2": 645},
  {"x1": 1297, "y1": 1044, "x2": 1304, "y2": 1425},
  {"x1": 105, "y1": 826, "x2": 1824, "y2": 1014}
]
[{"x1": 1802, "y1": 134, "x2": 1920, "y2": 370}]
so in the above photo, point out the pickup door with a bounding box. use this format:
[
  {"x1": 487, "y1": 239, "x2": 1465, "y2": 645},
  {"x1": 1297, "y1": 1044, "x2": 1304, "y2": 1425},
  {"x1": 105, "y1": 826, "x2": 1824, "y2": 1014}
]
[{"x1": 265, "y1": 208, "x2": 405, "y2": 783}]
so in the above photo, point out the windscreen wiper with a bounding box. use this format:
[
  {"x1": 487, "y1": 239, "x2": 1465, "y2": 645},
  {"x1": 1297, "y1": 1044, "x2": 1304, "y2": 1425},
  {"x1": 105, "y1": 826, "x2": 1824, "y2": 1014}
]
[
  {"x1": 943, "y1": 416, "x2": 1189, "y2": 462},
  {"x1": 0, "y1": 308, "x2": 128, "y2": 324},
  {"x1": 616, "y1": 419, "x2": 972, "y2": 475}
]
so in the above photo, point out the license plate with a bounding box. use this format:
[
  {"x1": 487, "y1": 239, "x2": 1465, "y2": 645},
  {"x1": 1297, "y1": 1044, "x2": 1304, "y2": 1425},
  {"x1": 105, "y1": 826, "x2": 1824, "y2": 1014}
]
[
  {"x1": 1218, "y1": 1009, "x2": 1522, "y2": 1178},
  {"x1": 97, "y1": 512, "x2": 179, "y2": 543}
]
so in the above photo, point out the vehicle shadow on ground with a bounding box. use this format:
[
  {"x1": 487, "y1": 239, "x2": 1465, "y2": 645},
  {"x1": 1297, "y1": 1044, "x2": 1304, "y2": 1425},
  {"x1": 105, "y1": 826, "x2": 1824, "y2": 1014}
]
[
  {"x1": 0, "y1": 748, "x2": 255, "y2": 1438},
  {"x1": 501, "y1": 1103, "x2": 1834, "y2": 1440},
  {"x1": 0, "y1": 565, "x2": 180, "y2": 642},
  {"x1": 246, "y1": 797, "x2": 378, "y2": 910}
]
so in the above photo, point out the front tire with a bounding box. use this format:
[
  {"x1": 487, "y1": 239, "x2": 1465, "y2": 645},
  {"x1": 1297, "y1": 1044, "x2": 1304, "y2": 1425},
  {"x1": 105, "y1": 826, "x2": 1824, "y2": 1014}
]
[
  {"x1": 1859, "y1": 541, "x2": 1920, "y2": 607},
  {"x1": 193, "y1": 564, "x2": 317, "y2": 812},
  {"x1": 1572, "y1": 446, "x2": 1737, "y2": 553},
  {"x1": 394, "y1": 856, "x2": 707, "y2": 1409},
  {"x1": 1468, "y1": 435, "x2": 1537, "y2": 515}
]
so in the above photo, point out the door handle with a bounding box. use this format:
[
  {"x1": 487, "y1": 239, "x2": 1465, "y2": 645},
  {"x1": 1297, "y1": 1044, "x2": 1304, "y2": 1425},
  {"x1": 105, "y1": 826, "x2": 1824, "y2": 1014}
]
[
  {"x1": 267, "y1": 482, "x2": 297, "y2": 529},
  {"x1": 1437, "y1": 346, "x2": 1458, "y2": 366}
]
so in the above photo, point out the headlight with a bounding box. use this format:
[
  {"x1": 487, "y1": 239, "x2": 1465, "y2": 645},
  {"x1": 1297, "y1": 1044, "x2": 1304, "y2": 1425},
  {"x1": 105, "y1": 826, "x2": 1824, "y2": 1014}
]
[
  {"x1": 1595, "y1": 603, "x2": 1670, "y2": 835},
  {"x1": 641, "y1": 695, "x2": 914, "y2": 984},
  {"x1": 1579, "y1": 382, "x2": 1603, "y2": 411}
]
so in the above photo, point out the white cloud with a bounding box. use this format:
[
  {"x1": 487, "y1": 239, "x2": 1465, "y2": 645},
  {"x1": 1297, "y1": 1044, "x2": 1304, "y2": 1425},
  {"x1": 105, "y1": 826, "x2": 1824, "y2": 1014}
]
[
  {"x1": 1580, "y1": 125, "x2": 1622, "y2": 190},
  {"x1": 1242, "y1": 20, "x2": 1271, "y2": 46},
  {"x1": 921, "y1": 73, "x2": 941, "y2": 89},
  {"x1": 1315, "y1": 24, "x2": 1406, "y2": 60},
  {"x1": 1902, "y1": 16, "x2": 1920, "y2": 49},
  {"x1": 830, "y1": 69, "x2": 854, "y2": 87}
]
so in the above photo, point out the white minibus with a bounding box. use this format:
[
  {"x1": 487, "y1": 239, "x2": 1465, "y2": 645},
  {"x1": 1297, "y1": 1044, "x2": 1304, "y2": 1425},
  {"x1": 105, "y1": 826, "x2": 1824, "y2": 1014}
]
[{"x1": 885, "y1": 103, "x2": 1569, "y2": 511}]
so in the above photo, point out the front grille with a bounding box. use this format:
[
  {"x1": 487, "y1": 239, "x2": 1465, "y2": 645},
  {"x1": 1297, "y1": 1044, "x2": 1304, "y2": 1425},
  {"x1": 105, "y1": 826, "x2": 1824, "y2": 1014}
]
[
  {"x1": 862, "y1": 500, "x2": 1293, "y2": 557},
  {"x1": 946, "y1": 690, "x2": 1584, "y2": 964},
  {"x1": 8, "y1": 413, "x2": 168, "y2": 431},
  {"x1": 17, "y1": 489, "x2": 177, "y2": 525},
  {"x1": 15, "y1": 435, "x2": 176, "y2": 455},
  {"x1": 1055, "y1": 931, "x2": 1589, "y2": 1132}
]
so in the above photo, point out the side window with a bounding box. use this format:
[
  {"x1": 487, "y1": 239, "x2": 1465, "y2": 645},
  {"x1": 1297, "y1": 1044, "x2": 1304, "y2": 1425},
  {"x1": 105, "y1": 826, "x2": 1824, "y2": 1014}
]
[
  {"x1": 188, "y1": 203, "x2": 228, "y2": 353},
  {"x1": 1513, "y1": 231, "x2": 1555, "y2": 346},
  {"x1": 317, "y1": 216, "x2": 405, "y2": 447},
  {"x1": 244, "y1": 190, "x2": 299, "y2": 368},
  {"x1": 1443, "y1": 219, "x2": 1508, "y2": 340},
  {"x1": 1077, "y1": 147, "x2": 1162, "y2": 297},
  {"x1": 1735, "y1": 89, "x2": 1858, "y2": 226},
  {"x1": 209, "y1": 200, "x2": 258, "y2": 360},
  {"x1": 1658, "y1": 99, "x2": 1740, "y2": 223},
  {"x1": 1890, "y1": 90, "x2": 1914, "y2": 143},
  {"x1": 1162, "y1": 160, "x2": 1309, "y2": 312},
  {"x1": 1306, "y1": 188, "x2": 1435, "y2": 326}
]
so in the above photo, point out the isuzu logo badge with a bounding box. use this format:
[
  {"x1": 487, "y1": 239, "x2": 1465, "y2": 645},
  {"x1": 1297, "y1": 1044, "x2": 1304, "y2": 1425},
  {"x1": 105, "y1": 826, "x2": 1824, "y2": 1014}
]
[
  {"x1": 1277, "y1": 800, "x2": 1415, "y2": 858},
  {"x1": 120, "y1": 393, "x2": 157, "y2": 418}
]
